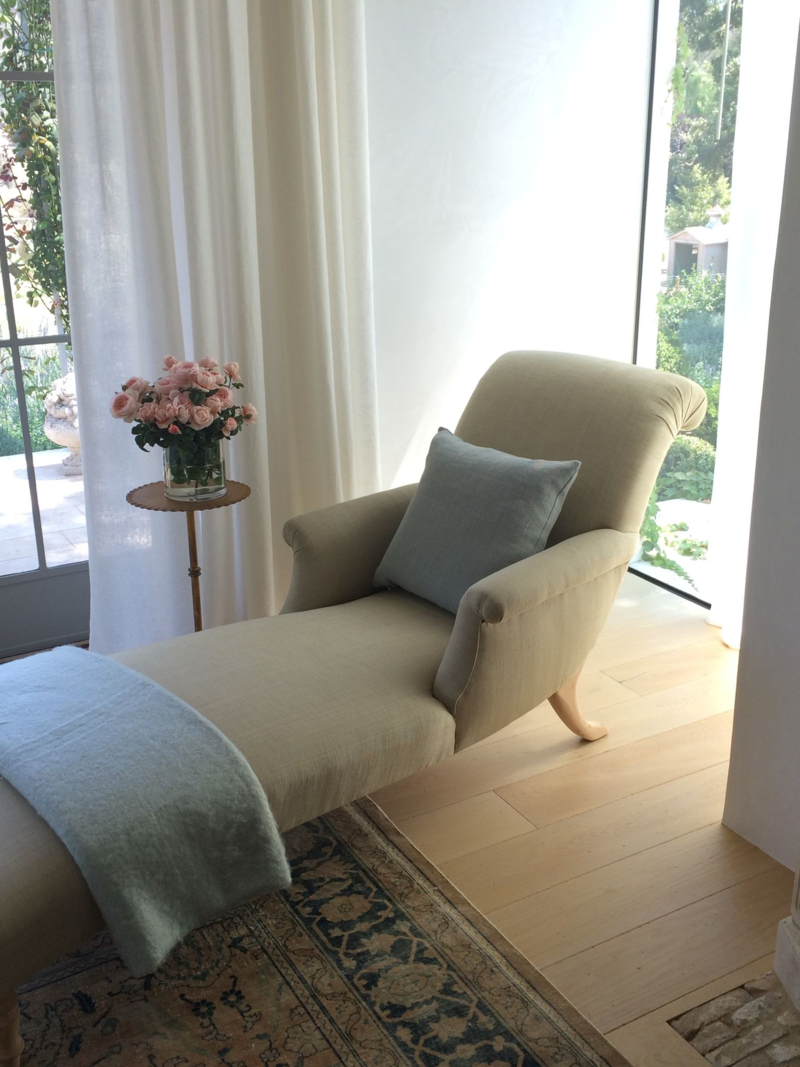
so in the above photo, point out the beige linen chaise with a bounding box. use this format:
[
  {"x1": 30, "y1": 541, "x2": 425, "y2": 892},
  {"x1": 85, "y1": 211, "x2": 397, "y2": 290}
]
[{"x1": 0, "y1": 351, "x2": 706, "y2": 1066}]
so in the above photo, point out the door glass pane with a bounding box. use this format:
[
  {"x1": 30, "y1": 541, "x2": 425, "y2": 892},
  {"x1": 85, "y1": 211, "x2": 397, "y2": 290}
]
[
  {"x1": 0, "y1": 80, "x2": 65, "y2": 338},
  {"x1": 22, "y1": 342, "x2": 87, "y2": 566},
  {"x1": 634, "y1": 0, "x2": 742, "y2": 602},
  {"x1": 0, "y1": 353, "x2": 38, "y2": 574}
]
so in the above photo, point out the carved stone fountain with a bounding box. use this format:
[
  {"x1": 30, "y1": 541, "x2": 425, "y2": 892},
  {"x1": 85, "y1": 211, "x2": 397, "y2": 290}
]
[{"x1": 42, "y1": 371, "x2": 81, "y2": 475}]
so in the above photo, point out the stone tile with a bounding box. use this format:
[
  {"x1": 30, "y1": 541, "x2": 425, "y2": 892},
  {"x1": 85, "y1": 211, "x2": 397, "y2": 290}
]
[
  {"x1": 671, "y1": 988, "x2": 752, "y2": 1039},
  {"x1": 747, "y1": 975, "x2": 785, "y2": 997},
  {"x1": 694, "y1": 1020, "x2": 737, "y2": 1054},
  {"x1": 735, "y1": 1054, "x2": 773, "y2": 1067},
  {"x1": 769, "y1": 1031, "x2": 800, "y2": 1063},
  {"x1": 0, "y1": 533, "x2": 36, "y2": 562},
  {"x1": 707, "y1": 1022, "x2": 791, "y2": 1067},
  {"x1": 733, "y1": 994, "x2": 790, "y2": 1028},
  {"x1": 738, "y1": 1049, "x2": 772, "y2": 1067},
  {"x1": 0, "y1": 553, "x2": 38, "y2": 576}
]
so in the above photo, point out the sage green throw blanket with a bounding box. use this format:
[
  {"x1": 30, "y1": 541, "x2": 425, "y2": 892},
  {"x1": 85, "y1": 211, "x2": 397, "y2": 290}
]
[{"x1": 0, "y1": 646, "x2": 291, "y2": 976}]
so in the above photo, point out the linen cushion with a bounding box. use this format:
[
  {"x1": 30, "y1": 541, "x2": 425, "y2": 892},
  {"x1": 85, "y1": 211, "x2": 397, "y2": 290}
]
[{"x1": 373, "y1": 429, "x2": 580, "y2": 614}]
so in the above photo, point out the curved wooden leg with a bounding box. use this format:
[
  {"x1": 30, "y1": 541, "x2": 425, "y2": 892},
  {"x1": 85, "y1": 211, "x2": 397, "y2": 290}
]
[
  {"x1": 548, "y1": 671, "x2": 609, "y2": 741},
  {"x1": 0, "y1": 994, "x2": 22, "y2": 1067}
]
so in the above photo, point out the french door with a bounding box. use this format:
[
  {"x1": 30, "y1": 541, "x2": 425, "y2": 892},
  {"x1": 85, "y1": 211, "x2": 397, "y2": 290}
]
[{"x1": 0, "y1": 3, "x2": 89, "y2": 656}]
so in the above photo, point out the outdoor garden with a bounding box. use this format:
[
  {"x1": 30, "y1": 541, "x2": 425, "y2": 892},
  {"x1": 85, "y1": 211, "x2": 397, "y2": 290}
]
[
  {"x1": 637, "y1": 0, "x2": 741, "y2": 597},
  {"x1": 0, "y1": 0, "x2": 69, "y2": 459}
]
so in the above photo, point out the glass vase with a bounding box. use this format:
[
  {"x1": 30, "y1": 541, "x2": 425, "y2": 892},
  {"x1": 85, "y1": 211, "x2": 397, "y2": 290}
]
[{"x1": 163, "y1": 438, "x2": 226, "y2": 502}]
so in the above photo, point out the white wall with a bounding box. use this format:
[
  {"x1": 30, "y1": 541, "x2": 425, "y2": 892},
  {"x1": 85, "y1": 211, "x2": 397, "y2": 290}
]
[
  {"x1": 722, "y1": 27, "x2": 800, "y2": 873},
  {"x1": 365, "y1": 0, "x2": 655, "y2": 486}
]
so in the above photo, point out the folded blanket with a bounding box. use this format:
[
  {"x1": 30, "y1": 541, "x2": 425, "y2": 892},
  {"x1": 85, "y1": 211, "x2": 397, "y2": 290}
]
[{"x1": 0, "y1": 645, "x2": 290, "y2": 975}]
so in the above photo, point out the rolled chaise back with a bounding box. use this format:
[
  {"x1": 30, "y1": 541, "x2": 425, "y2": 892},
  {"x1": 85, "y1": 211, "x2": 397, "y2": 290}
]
[{"x1": 455, "y1": 351, "x2": 707, "y2": 544}]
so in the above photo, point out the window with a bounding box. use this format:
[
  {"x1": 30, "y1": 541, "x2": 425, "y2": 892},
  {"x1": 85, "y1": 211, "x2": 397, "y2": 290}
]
[
  {"x1": 0, "y1": 0, "x2": 88, "y2": 658},
  {"x1": 633, "y1": 0, "x2": 742, "y2": 603},
  {"x1": 0, "y1": 0, "x2": 86, "y2": 578}
]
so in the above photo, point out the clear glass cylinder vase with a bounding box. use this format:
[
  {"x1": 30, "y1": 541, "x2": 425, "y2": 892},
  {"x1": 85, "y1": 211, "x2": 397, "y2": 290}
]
[{"x1": 163, "y1": 438, "x2": 226, "y2": 502}]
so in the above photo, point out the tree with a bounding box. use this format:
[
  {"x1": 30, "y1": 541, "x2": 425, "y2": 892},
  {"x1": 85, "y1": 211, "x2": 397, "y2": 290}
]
[
  {"x1": 666, "y1": 0, "x2": 742, "y2": 232},
  {"x1": 665, "y1": 168, "x2": 730, "y2": 234},
  {"x1": 0, "y1": 0, "x2": 67, "y2": 329}
]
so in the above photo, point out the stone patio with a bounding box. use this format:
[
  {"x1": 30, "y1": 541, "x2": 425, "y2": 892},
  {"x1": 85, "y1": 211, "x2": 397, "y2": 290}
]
[
  {"x1": 670, "y1": 972, "x2": 800, "y2": 1066},
  {"x1": 0, "y1": 448, "x2": 87, "y2": 575}
]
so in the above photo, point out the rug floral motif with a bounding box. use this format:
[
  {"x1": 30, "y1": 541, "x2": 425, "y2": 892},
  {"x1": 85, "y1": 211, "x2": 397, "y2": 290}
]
[{"x1": 18, "y1": 799, "x2": 629, "y2": 1067}]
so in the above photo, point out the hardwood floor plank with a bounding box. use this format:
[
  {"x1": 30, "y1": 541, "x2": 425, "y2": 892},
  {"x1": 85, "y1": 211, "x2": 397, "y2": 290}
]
[
  {"x1": 438, "y1": 763, "x2": 729, "y2": 914},
  {"x1": 605, "y1": 637, "x2": 738, "y2": 697},
  {"x1": 545, "y1": 866, "x2": 793, "y2": 1033},
  {"x1": 487, "y1": 822, "x2": 778, "y2": 967},
  {"x1": 379, "y1": 573, "x2": 781, "y2": 1067},
  {"x1": 395, "y1": 791, "x2": 534, "y2": 865},
  {"x1": 470, "y1": 671, "x2": 638, "y2": 749},
  {"x1": 496, "y1": 712, "x2": 732, "y2": 828},
  {"x1": 371, "y1": 667, "x2": 735, "y2": 823},
  {"x1": 584, "y1": 613, "x2": 711, "y2": 673}
]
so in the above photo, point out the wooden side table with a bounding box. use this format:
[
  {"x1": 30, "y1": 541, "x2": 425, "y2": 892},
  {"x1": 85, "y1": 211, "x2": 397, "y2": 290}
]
[{"x1": 126, "y1": 480, "x2": 251, "y2": 632}]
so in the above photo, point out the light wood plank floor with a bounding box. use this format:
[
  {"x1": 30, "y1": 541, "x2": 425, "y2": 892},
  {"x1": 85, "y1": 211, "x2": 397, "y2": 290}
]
[{"x1": 370, "y1": 572, "x2": 794, "y2": 1067}]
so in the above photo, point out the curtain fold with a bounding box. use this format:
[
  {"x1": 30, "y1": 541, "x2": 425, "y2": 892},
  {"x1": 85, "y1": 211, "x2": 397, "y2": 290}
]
[
  {"x1": 52, "y1": 0, "x2": 379, "y2": 653},
  {"x1": 706, "y1": 0, "x2": 800, "y2": 648}
]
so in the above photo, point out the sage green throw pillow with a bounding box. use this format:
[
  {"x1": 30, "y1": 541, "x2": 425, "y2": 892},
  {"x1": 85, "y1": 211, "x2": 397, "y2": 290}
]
[{"x1": 373, "y1": 429, "x2": 580, "y2": 614}]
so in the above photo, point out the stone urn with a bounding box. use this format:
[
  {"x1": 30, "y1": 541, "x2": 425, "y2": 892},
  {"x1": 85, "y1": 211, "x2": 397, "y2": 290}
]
[{"x1": 43, "y1": 371, "x2": 82, "y2": 475}]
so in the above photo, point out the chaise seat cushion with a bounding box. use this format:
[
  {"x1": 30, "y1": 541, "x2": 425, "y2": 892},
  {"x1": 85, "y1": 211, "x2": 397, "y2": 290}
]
[
  {"x1": 116, "y1": 589, "x2": 457, "y2": 831},
  {"x1": 0, "y1": 590, "x2": 455, "y2": 992}
]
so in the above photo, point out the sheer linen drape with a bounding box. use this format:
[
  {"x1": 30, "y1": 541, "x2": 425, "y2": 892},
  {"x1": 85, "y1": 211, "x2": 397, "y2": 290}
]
[
  {"x1": 706, "y1": 0, "x2": 800, "y2": 648},
  {"x1": 52, "y1": 0, "x2": 379, "y2": 653}
]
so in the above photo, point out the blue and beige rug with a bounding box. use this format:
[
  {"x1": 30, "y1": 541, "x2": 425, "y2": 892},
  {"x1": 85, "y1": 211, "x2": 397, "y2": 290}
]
[{"x1": 18, "y1": 798, "x2": 629, "y2": 1066}]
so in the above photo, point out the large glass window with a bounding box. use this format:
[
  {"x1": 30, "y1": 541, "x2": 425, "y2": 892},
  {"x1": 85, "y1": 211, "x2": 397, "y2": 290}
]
[
  {"x1": 0, "y1": 1, "x2": 86, "y2": 578},
  {"x1": 633, "y1": 0, "x2": 742, "y2": 602}
]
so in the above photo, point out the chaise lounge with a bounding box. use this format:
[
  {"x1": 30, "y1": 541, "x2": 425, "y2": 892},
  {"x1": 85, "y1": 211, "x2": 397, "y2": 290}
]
[{"x1": 0, "y1": 351, "x2": 706, "y2": 1066}]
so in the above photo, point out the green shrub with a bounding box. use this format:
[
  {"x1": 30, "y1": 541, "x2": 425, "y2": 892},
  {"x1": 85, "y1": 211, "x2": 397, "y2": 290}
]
[
  {"x1": 660, "y1": 434, "x2": 716, "y2": 477},
  {"x1": 656, "y1": 269, "x2": 725, "y2": 446},
  {"x1": 657, "y1": 434, "x2": 716, "y2": 502}
]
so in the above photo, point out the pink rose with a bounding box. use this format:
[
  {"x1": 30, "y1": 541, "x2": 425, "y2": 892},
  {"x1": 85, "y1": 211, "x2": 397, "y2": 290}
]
[
  {"x1": 242, "y1": 403, "x2": 258, "y2": 422},
  {"x1": 204, "y1": 394, "x2": 223, "y2": 415},
  {"x1": 154, "y1": 376, "x2": 180, "y2": 396},
  {"x1": 168, "y1": 423, "x2": 181, "y2": 435},
  {"x1": 213, "y1": 386, "x2": 232, "y2": 408},
  {"x1": 175, "y1": 403, "x2": 193, "y2": 424},
  {"x1": 223, "y1": 361, "x2": 240, "y2": 381},
  {"x1": 172, "y1": 361, "x2": 196, "y2": 386},
  {"x1": 138, "y1": 401, "x2": 158, "y2": 422},
  {"x1": 163, "y1": 355, "x2": 178, "y2": 370},
  {"x1": 222, "y1": 417, "x2": 238, "y2": 437},
  {"x1": 192, "y1": 367, "x2": 217, "y2": 390},
  {"x1": 110, "y1": 391, "x2": 139, "y2": 420},
  {"x1": 198, "y1": 357, "x2": 218, "y2": 370},
  {"x1": 155, "y1": 402, "x2": 177, "y2": 429},
  {"x1": 123, "y1": 376, "x2": 150, "y2": 397},
  {"x1": 189, "y1": 405, "x2": 214, "y2": 430}
]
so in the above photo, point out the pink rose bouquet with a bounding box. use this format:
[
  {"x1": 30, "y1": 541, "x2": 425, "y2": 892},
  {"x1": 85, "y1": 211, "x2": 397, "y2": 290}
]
[{"x1": 110, "y1": 357, "x2": 257, "y2": 494}]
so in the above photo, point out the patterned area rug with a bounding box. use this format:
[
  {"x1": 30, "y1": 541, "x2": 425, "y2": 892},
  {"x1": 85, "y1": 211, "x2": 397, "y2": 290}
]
[{"x1": 18, "y1": 798, "x2": 629, "y2": 1066}]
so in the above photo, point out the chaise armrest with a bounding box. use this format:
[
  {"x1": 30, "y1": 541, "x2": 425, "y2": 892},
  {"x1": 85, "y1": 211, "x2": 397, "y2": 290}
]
[
  {"x1": 281, "y1": 484, "x2": 417, "y2": 613},
  {"x1": 434, "y1": 528, "x2": 638, "y2": 750}
]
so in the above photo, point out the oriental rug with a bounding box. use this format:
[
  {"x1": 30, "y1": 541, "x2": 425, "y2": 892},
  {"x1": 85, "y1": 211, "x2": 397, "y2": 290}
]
[{"x1": 18, "y1": 798, "x2": 630, "y2": 1066}]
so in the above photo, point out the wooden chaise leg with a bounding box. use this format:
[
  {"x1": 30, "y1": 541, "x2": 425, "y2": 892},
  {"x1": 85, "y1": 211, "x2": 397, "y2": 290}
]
[
  {"x1": 548, "y1": 670, "x2": 609, "y2": 741},
  {"x1": 0, "y1": 994, "x2": 22, "y2": 1067}
]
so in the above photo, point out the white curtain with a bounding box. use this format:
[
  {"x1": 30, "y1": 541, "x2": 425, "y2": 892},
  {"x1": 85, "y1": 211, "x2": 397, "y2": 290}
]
[
  {"x1": 52, "y1": 0, "x2": 380, "y2": 653},
  {"x1": 707, "y1": 0, "x2": 800, "y2": 648}
]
